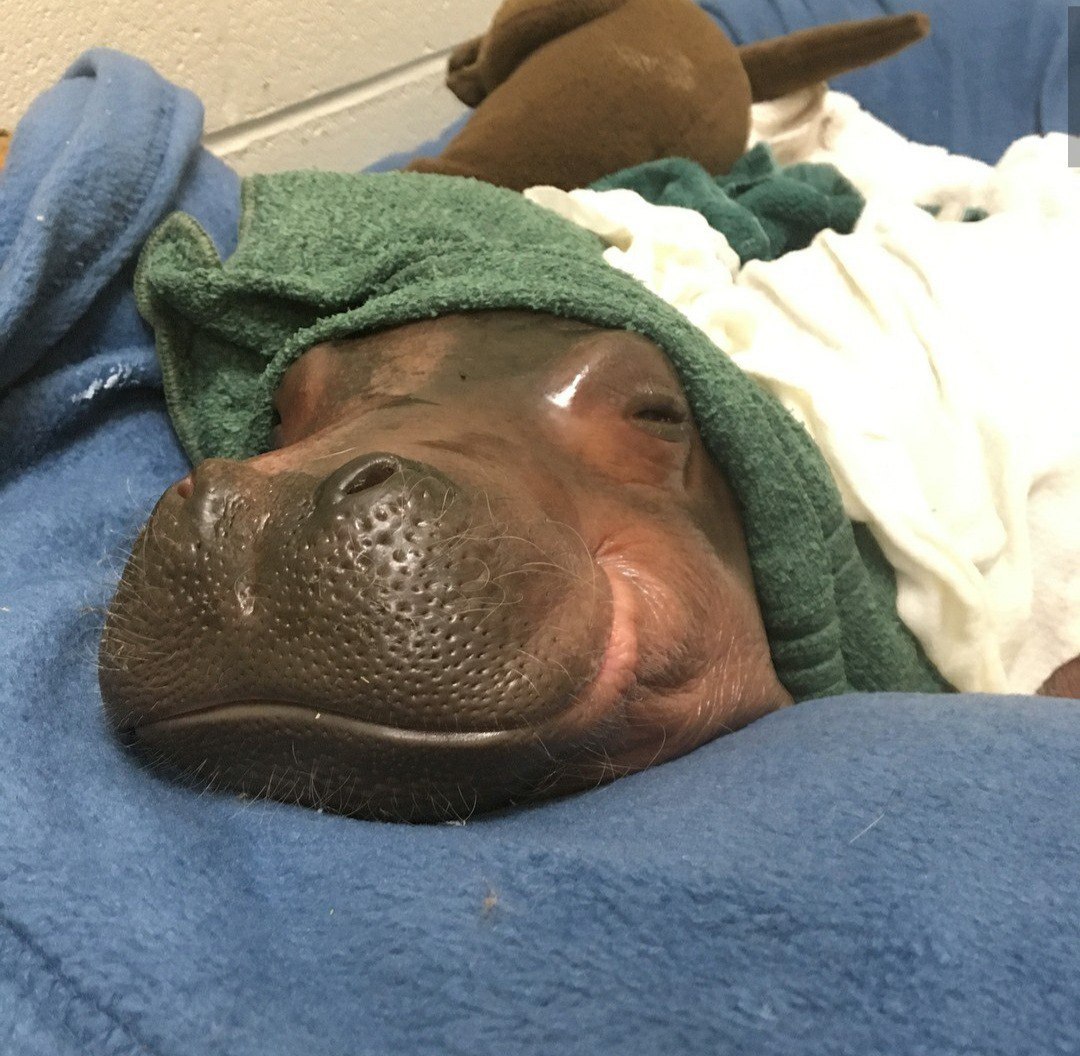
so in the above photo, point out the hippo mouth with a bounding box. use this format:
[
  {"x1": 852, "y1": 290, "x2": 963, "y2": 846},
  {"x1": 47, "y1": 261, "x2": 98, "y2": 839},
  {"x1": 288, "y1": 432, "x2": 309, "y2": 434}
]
[
  {"x1": 130, "y1": 703, "x2": 538, "y2": 745},
  {"x1": 111, "y1": 562, "x2": 640, "y2": 821},
  {"x1": 127, "y1": 561, "x2": 637, "y2": 743}
]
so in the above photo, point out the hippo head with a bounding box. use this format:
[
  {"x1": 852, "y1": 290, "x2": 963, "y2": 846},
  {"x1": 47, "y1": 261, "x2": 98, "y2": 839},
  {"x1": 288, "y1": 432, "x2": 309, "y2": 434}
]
[{"x1": 100, "y1": 311, "x2": 791, "y2": 821}]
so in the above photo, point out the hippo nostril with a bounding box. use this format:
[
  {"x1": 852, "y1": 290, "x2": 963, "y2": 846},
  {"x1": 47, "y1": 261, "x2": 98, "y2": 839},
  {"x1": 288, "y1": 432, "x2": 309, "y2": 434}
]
[
  {"x1": 316, "y1": 453, "x2": 459, "y2": 516},
  {"x1": 340, "y1": 456, "x2": 401, "y2": 496},
  {"x1": 316, "y1": 452, "x2": 410, "y2": 508}
]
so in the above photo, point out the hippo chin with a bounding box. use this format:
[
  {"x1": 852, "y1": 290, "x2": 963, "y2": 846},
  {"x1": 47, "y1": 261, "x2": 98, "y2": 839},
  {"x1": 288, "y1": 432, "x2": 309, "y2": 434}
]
[{"x1": 100, "y1": 311, "x2": 791, "y2": 821}]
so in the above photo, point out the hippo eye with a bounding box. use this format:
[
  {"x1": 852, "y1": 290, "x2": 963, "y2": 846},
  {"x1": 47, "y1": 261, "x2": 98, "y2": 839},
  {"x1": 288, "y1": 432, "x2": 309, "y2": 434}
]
[
  {"x1": 629, "y1": 396, "x2": 689, "y2": 439},
  {"x1": 634, "y1": 404, "x2": 685, "y2": 424}
]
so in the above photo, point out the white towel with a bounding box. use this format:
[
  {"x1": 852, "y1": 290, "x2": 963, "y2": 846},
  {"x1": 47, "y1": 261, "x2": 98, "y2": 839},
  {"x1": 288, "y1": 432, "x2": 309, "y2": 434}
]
[{"x1": 525, "y1": 89, "x2": 1080, "y2": 694}]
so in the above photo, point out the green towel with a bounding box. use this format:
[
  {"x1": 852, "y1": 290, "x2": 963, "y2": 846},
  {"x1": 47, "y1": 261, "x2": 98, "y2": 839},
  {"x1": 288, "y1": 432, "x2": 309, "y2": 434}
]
[
  {"x1": 591, "y1": 143, "x2": 866, "y2": 263},
  {"x1": 135, "y1": 167, "x2": 948, "y2": 702}
]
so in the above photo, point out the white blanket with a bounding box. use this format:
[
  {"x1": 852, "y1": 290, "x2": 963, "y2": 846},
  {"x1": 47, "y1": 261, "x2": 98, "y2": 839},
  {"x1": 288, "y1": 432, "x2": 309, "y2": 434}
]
[{"x1": 525, "y1": 88, "x2": 1080, "y2": 694}]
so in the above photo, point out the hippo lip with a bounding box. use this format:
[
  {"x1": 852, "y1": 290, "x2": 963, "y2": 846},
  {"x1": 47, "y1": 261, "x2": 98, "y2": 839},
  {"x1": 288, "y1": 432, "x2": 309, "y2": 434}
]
[
  {"x1": 130, "y1": 702, "x2": 542, "y2": 750},
  {"x1": 112, "y1": 565, "x2": 642, "y2": 820},
  {"x1": 118, "y1": 561, "x2": 638, "y2": 750}
]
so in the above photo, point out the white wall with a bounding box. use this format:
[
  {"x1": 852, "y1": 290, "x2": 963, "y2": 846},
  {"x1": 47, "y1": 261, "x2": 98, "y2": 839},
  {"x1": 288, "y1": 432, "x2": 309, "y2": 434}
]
[{"x1": 0, "y1": 0, "x2": 502, "y2": 172}]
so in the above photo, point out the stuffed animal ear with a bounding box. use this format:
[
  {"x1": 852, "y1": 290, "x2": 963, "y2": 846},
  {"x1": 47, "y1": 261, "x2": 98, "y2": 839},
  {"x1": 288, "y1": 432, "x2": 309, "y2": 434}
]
[
  {"x1": 0, "y1": 129, "x2": 10, "y2": 170},
  {"x1": 446, "y1": 36, "x2": 488, "y2": 107},
  {"x1": 738, "y1": 12, "x2": 929, "y2": 103},
  {"x1": 444, "y1": 0, "x2": 626, "y2": 107}
]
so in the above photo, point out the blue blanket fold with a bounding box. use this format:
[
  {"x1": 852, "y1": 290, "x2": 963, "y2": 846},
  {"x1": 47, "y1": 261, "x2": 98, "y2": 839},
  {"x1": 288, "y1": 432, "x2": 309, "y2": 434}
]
[
  {"x1": 1, "y1": 3, "x2": 1077, "y2": 1054},
  {"x1": 2, "y1": 49, "x2": 200, "y2": 391},
  {"x1": 0, "y1": 48, "x2": 239, "y2": 476}
]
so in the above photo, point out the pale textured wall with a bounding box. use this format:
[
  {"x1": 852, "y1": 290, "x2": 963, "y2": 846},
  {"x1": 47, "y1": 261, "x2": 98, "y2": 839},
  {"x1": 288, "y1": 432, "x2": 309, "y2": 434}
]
[{"x1": 0, "y1": 0, "x2": 501, "y2": 172}]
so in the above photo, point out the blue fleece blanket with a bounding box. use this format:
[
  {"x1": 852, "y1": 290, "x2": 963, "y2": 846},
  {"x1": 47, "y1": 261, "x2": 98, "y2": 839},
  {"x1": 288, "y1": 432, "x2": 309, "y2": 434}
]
[{"x1": 1, "y1": 3, "x2": 1077, "y2": 1054}]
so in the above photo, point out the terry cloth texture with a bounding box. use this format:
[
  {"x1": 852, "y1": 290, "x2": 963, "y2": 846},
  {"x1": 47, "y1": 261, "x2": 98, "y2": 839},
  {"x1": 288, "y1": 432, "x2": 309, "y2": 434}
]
[
  {"x1": 135, "y1": 168, "x2": 945, "y2": 703},
  {"x1": 528, "y1": 98, "x2": 1080, "y2": 697},
  {"x1": 591, "y1": 143, "x2": 864, "y2": 263}
]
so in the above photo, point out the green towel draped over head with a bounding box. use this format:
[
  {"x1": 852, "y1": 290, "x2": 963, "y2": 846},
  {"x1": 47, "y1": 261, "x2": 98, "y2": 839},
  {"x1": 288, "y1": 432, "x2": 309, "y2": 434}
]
[{"x1": 135, "y1": 163, "x2": 947, "y2": 702}]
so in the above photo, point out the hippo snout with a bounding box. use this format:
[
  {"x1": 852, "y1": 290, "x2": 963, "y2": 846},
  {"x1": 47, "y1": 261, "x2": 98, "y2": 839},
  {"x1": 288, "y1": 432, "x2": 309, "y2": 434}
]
[
  {"x1": 100, "y1": 451, "x2": 613, "y2": 820},
  {"x1": 100, "y1": 314, "x2": 793, "y2": 820}
]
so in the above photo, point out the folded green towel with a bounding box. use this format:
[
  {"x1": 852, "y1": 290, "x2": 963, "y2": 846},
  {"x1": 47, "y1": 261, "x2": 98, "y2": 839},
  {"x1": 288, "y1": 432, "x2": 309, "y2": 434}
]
[
  {"x1": 135, "y1": 167, "x2": 947, "y2": 702},
  {"x1": 591, "y1": 143, "x2": 865, "y2": 263}
]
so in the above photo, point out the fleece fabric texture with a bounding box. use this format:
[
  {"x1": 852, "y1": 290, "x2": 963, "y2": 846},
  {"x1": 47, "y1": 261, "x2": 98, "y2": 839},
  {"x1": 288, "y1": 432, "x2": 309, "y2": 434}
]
[
  {"x1": 0, "y1": 51, "x2": 229, "y2": 395},
  {"x1": 134, "y1": 167, "x2": 943, "y2": 703},
  {"x1": 0, "y1": 48, "x2": 239, "y2": 474},
  {"x1": 0, "y1": 3, "x2": 1076, "y2": 1054},
  {"x1": 591, "y1": 143, "x2": 865, "y2": 262}
]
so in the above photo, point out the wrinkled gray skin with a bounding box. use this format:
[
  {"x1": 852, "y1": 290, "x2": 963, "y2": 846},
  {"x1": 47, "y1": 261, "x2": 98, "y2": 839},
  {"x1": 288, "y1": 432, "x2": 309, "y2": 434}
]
[{"x1": 100, "y1": 312, "x2": 794, "y2": 821}]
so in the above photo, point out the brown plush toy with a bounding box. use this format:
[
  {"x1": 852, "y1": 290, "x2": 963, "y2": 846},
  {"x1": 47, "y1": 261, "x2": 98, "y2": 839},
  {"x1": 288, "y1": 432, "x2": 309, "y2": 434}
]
[
  {"x1": 0, "y1": 129, "x2": 10, "y2": 171},
  {"x1": 406, "y1": 0, "x2": 929, "y2": 191}
]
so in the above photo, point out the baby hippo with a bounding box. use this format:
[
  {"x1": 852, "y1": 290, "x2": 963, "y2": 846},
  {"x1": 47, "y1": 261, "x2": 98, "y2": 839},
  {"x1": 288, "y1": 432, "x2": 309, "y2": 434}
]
[{"x1": 100, "y1": 311, "x2": 792, "y2": 821}]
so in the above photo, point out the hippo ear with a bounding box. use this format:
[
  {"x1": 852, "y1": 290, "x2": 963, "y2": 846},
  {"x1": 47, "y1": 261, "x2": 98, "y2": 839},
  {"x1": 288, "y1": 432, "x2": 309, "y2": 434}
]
[{"x1": 738, "y1": 12, "x2": 929, "y2": 103}]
